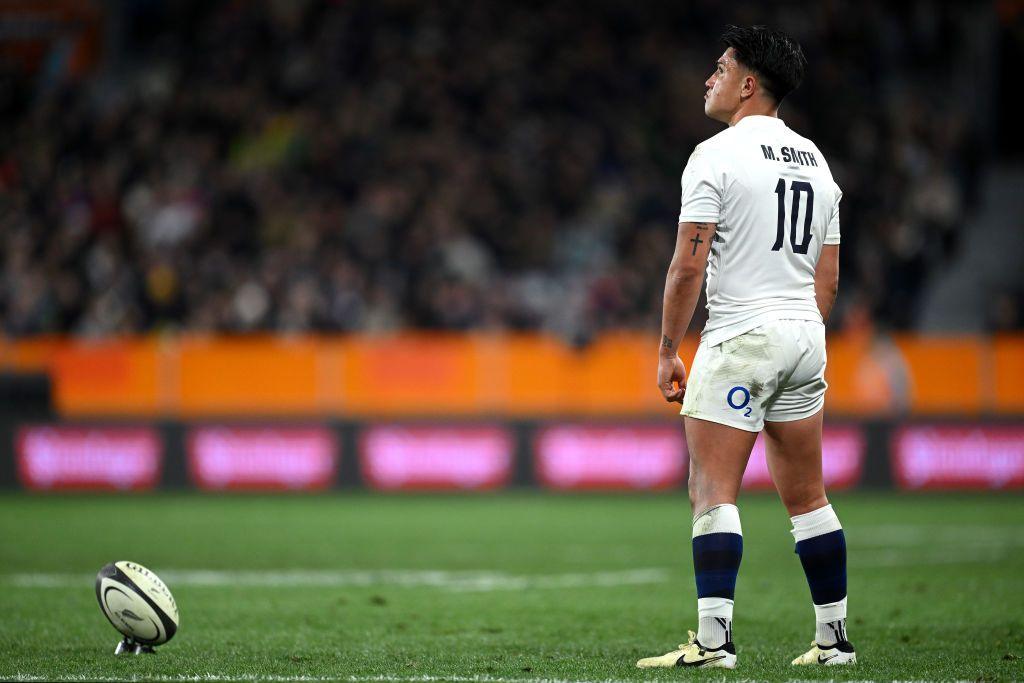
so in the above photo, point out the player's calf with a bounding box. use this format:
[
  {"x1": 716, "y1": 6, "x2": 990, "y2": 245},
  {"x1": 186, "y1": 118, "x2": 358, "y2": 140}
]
[
  {"x1": 790, "y1": 504, "x2": 857, "y2": 664},
  {"x1": 692, "y1": 504, "x2": 742, "y2": 650}
]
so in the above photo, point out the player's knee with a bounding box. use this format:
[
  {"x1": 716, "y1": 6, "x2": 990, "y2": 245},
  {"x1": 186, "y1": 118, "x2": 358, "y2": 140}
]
[
  {"x1": 688, "y1": 464, "x2": 713, "y2": 509},
  {"x1": 780, "y1": 489, "x2": 828, "y2": 517},
  {"x1": 688, "y1": 472, "x2": 736, "y2": 514},
  {"x1": 687, "y1": 482, "x2": 702, "y2": 513}
]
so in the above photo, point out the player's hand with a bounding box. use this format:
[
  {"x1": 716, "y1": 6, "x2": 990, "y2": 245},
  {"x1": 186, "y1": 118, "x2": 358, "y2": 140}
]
[{"x1": 657, "y1": 354, "x2": 687, "y2": 403}]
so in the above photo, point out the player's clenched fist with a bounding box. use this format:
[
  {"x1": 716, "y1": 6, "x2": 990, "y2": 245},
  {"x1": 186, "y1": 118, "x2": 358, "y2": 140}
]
[{"x1": 658, "y1": 354, "x2": 687, "y2": 403}]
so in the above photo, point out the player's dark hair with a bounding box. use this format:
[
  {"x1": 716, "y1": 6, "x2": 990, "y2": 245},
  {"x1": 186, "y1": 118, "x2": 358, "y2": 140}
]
[{"x1": 720, "y1": 25, "x2": 806, "y2": 104}]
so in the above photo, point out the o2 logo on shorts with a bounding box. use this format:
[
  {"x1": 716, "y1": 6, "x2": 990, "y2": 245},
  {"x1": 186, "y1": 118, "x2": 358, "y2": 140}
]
[{"x1": 727, "y1": 386, "x2": 752, "y2": 417}]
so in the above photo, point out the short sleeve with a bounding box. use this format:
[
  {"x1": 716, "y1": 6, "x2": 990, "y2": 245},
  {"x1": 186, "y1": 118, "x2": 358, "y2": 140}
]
[
  {"x1": 678, "y1": 144, "x2": 722, "y2": 224},
  {"x1": 824, "y1": 184, "x2": 842, "y2": 245}
]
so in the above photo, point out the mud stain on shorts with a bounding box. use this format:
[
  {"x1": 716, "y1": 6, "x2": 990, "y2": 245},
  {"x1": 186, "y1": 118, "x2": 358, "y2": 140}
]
[{"x1": 749, "y1": 379, "x2": 765, "y2": 398}]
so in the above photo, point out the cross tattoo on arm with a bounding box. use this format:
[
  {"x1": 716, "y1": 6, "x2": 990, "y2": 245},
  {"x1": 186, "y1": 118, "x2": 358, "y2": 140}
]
[{"x1": 688, "y1": 222, "x2": 711, "y2": 256}]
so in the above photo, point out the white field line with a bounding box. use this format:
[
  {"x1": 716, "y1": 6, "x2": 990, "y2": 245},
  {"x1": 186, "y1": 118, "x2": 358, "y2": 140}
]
[
  {"x1": 856, "y1": 547, "x2": 1010, "y2": 567},
  {"x1": 0, "y1": 675, "x2": 958, "y2": 683},
  {"x1": 6, "y1": 525, "x2": 1021, "y2": 591},
  {"x1": 5, "y1": 540, "x2": 1017, "y2": 592},
  {"x1": 850, "y1": 524, "x2": 1024, "y2": 547},
  {"x1": 1, "y1": 676, "x2": 633, "y2": 683},
  {"x1": 0, "y1": 675, "x2": 663, "y2": 683},
  {"x1": 1, "y1": 568, "x2": 670, "y2": 592},
  {"x1": 846, "y1": 523, "x2": 1024, "y2": 566}
]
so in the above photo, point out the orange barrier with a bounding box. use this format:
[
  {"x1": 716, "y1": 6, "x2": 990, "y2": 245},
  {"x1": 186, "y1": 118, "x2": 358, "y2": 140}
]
[
  {"x1": 177, "y1": 336, "x2": 322, "y2": 416},
  {"x1": 2, "y1": 332, "x2": 1023, "y2": 417},
  {"x1": 51, "y1": 338, "x2": 163, "y2": 415}
]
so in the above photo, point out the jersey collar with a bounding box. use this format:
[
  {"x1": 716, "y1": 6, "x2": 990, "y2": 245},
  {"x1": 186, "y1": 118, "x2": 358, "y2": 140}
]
[{"x1": 734, "y1": 115, "x2": 786, "y2": 128}]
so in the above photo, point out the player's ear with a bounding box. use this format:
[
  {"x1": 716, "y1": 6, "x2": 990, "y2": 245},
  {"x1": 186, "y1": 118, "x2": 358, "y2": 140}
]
[{"x1": 741, "y1": 73, "x2": 757, "y2": 100}]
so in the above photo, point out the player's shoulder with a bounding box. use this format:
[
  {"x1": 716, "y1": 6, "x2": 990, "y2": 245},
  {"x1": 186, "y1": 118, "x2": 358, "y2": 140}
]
[
  {"x1": 686, "y1": 128, "x2": 740, "y2": 170},
  {"x1": 695, "y1": 127, "x2": 741, "y2": 154}
]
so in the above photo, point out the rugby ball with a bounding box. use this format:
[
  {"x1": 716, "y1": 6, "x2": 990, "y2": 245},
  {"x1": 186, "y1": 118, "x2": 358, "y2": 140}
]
[{"x1": 95, "y1": 561, "x2": 179, "y2": 645}]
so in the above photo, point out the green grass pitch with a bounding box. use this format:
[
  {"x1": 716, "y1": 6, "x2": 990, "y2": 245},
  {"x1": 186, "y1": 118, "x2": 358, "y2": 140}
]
[{"x1": 1, "y1": 492, "x2": 1022, "y2": 682}]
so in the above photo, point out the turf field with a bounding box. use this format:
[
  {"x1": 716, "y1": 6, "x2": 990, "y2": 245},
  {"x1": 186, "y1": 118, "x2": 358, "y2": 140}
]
[{"x1": 1, "y1": 493, "x2": 1022, "y2": 682}]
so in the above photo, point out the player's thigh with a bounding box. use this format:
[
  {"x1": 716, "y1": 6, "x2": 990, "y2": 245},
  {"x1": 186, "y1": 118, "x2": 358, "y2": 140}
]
[
  {"x1": 763, "y1": 408, "x2": 827, "y2": 516},
  {"x1": 684, "y1": 415, "x2": 758, "y2": 514}
]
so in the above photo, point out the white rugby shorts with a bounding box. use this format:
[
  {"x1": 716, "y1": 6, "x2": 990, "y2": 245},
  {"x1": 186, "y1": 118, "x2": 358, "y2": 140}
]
[{"x1": 680, "y1": 319, "x2": 827, "y2": 432}]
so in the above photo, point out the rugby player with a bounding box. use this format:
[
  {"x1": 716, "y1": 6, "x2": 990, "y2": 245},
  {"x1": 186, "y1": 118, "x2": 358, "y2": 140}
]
[{"x1": 636, "y1": 25, "x2": 855, "y2": 669}]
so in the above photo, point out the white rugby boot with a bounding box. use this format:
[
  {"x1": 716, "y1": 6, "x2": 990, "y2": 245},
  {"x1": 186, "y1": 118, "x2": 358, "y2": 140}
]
[
  {"x1": 636, "y1": 630, "x2": 737, "y2": 669},
  {"x1": 791, "y1": 639, "x2": 857, "y2": 665}
]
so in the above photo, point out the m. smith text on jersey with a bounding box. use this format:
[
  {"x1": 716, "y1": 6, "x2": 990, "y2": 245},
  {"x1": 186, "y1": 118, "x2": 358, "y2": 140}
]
[{"x1": 760, "y1": 144, "x2": 818, "y2": 167}]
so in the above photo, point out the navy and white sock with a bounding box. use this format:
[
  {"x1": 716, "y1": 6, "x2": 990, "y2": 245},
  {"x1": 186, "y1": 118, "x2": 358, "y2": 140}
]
[
  {"x1": 692, "y1": 504, "x2": 742, "y2": 649},
  {"x1": 791, "y1": 504, "x2": 849, "y2": 646}
]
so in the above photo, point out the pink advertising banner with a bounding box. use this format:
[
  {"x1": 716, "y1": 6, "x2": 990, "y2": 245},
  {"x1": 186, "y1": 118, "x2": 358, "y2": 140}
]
[
  {"x1": 893, "y1": 425, "x2": 1024, "y2": 490},
  {"x1": 17, "y1": 426, "x2": 162, "y2": 491},
  {"x1": 535, "y1": 425, "x2": 686, "y2": 490},
  {"x1": 188, "y1": 426, "x2": 338, "y2": 490},
  {"x1": 360, "y1": 425, "x2": 514, "y2": 490}
]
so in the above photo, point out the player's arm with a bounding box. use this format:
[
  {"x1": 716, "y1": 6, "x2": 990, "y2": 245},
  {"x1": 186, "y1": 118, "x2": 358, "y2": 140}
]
[
  {"x1": 658, "y1": 220, "x2": 717, "y2": 403},
  {"x1": 814, "y1": 244, "x2": 839, "y2": 323}
]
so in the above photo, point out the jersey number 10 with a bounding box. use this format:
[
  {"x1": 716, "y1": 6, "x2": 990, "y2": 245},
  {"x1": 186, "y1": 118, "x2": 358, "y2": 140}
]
[{"x1": 772, "y1": 178, "x2": 814, "y2": 254}]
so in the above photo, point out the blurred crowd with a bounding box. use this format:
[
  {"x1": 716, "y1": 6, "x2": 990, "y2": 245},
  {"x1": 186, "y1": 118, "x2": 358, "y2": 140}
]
[{"x1": 0, "y1": 0, "x2": 997, "y2": 339}]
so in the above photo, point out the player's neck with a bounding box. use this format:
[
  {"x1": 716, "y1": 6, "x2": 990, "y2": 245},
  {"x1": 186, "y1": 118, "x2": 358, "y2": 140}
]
[{"x1": 726, "y1": 101, "x2": 780, "y2": 127}]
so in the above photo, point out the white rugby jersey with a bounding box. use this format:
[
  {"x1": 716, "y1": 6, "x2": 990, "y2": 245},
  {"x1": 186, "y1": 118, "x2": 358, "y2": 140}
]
[{"x1": 678, "y1": 115, "x2": 841, "y2": 347}]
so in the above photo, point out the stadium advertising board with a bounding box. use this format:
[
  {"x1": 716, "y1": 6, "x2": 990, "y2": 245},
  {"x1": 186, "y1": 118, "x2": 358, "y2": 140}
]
[
  {"x1": 16, "y1": 426, "x2": 162, "y2": 491},
  {"x1": 187, "y1": 426, "x2": 337, "y2": 491},
  {"x1": 742, "y1": 426, "x2": 865, "y2": 490},
  {"x1": 535, "y1": 425, "x2": 685, "y2": 490},
  {"x1": 893, "y1": 425, "x2": 1024, "y2": 490},
  {"x1": 360, "y1": 425, "x2": 513, "y2": 490}
]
